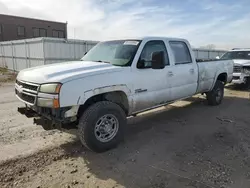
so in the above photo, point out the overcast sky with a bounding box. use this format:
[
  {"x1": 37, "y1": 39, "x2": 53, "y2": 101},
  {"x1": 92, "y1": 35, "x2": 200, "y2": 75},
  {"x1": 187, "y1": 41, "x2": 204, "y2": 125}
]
[{"x1": 0, "y1": 0, "x2": 249, "y2": 49}]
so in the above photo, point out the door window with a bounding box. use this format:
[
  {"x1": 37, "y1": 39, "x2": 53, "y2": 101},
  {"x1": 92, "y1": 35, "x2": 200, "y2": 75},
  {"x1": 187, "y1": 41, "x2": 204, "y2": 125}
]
[
  {"x1": 0, "y1": 24, "x2": 3, "y2": 35},
  {"x1": 17, "y1": 26, "x2": 25, "y2": 36},
  {"x1": 39, "y1": 29, "x2": 47, "y2": 37},
  {"x1": 139, "y1": 40, "x2": 169, "y2": 68},
  {"x1": 169, "y1": 41, "x2": 192, "y2": 65},
  {"x1": 53, "y1": 30, "x2": 65, "y2": 38},
  {"x1": 33, "y1": 28, "x2": 39, "y2": 37}
]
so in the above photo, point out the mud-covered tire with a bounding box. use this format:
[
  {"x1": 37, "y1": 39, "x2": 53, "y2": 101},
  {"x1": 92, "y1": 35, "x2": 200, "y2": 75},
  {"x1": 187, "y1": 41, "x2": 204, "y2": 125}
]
[
  {"x1": 78, "y1": 101, "x2": 127, "y2": 153},
  {"x1": 206, "y1": 80, "x2": 224, "y2": 106}
]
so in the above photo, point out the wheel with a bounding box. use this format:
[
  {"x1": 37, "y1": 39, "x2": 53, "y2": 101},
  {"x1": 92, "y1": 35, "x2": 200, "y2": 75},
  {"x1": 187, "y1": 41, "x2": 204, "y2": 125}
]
[
  {"x1": 206, "y1": 80, "x2": 224, "y2": 106},
  {"x1": 78, "y1": 101, "x2": 127, "y2": 152},
  {"x1": 245, "y1": 77, "x2": 250, "y2": 89}
]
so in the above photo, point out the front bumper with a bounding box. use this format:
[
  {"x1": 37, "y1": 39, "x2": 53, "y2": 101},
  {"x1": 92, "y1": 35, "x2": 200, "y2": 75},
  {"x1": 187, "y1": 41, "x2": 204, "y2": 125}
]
[
  {"x1": 18, "y1": 105, "x2": 70, "y2": 122},
  {"x1": 17, "y1": 105, "x2": 76, "y2": 130},
  {"x1": 17, "y1": 107, "x2": 37, "y2": 118},
  {"x1": 15, "y1": 79, "x2": 78, "y2": 130},
  {"x1": 232, "y1": 73, "x2": 249, "y2": 84}
]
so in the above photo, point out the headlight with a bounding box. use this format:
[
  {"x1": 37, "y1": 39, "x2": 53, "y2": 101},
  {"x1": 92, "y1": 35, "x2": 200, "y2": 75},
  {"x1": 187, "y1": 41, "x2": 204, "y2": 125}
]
[
  {"x1": 37, "y1": 98, "x2": 54, "y2": 108},
  {"x1": 37, "y1": 98, "x2": 60, "y2": 108},
  {"x1": 243, "y1": 67, "x2": 250, "y2": 74},
  {"x1": 39, "y1": 83, "x2": 62, "y2": 94}
]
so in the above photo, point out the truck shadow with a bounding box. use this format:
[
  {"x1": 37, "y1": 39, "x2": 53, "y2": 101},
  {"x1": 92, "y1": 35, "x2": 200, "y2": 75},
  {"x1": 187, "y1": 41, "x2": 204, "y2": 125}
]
[{"x1": 60, "y1": 96, "x2": 250, "y2": 188}]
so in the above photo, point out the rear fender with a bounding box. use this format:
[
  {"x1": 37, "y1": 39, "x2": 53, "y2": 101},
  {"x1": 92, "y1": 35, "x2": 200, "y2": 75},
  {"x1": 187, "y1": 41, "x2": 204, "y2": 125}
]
[{"x1": 210, "y1": 71, "x2": 227, "y2": 90}]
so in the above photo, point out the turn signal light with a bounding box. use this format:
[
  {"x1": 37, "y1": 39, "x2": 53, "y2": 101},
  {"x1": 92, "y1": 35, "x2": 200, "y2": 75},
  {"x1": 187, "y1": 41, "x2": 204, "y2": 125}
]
[{"x1": 53, "y1": 98, "x2": 60, "y2": 108}]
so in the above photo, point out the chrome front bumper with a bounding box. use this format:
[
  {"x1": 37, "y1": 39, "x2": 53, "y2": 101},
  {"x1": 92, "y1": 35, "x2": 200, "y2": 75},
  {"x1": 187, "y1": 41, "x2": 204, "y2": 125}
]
[{"x1": 232, "y1": 73, "x2": 249, "y2": 84}]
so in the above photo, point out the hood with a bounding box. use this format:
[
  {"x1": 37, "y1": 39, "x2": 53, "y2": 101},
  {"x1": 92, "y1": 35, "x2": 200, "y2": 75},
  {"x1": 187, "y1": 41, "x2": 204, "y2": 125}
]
[
  {"x1": 233, "y1": 59, "x2": 250, "y2": 66},
  {"x1": 17, "y1": 61, "x2": 124, "y2": 84}
]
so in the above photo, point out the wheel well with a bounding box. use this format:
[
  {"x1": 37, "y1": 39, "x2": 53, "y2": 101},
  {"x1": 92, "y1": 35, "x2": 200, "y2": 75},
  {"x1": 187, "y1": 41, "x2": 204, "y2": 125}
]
[
  {"x1": 217, "y1": 73, "x2": 227, "y2": 83},
  {"x1": 77, "y1": 91, "x2": 129, "y2": 118}
]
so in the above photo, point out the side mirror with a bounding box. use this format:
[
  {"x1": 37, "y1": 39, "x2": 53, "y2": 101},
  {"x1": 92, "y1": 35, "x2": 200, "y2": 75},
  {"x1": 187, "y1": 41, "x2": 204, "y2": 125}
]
[
  {"x1": 84, "y1": 51, "x2": 88, "y2": 55},
  {"x1": 152, "y1": 51, "x2": 165, "y2": 69},
  {"x1": 216, "y1": 56, "x2": 220, "y2": 59},
  {"x1": 137, "y1": 59, "x2": 145, "y2": 69}
]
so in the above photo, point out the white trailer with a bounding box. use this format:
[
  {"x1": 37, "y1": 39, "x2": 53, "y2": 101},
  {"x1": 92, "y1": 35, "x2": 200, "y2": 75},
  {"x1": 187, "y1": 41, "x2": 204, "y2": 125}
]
[{"x1": 0, "y1": 37, "x2": 98, "y2": 71}]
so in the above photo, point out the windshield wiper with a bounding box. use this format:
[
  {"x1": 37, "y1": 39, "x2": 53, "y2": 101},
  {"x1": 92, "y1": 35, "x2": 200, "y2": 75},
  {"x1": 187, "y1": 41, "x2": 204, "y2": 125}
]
[
  {"x1": 80, "y1": 59, "x2": 110, "y2": 64},
  {"x1": 94, "y1": 60, "x2": 110, "y2": 64}
]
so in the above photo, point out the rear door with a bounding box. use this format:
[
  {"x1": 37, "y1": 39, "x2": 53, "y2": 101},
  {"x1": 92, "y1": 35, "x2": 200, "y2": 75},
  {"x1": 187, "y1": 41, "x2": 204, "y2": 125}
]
[{"x1": 167, "y1": 41, "x2": 198, "y2": 100}]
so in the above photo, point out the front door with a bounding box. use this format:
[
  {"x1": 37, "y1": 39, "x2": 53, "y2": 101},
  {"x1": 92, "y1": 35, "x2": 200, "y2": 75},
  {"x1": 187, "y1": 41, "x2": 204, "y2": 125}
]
[{"x1": 132, "y1": 40, "x2": 172, "y2": 113}]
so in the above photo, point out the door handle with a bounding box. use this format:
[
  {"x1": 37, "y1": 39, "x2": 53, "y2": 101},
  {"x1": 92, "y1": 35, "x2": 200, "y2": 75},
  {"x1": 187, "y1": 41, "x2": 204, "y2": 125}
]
[
  {"x1": 189, "y1": 69, "x2": 194, "y2": 73},
  {"x1": 168, "y1": 71, "x2": 174, "y2": 77}
]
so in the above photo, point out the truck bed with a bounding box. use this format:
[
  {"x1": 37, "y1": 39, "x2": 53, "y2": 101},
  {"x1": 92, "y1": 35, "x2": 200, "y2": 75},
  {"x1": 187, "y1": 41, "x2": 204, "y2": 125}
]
[
  {"x1": 196, "y1": 59, "x2": 233, "y2": 93},
  {"x1": 196, "y1": 59, "x2": 225, "y2": 62}
]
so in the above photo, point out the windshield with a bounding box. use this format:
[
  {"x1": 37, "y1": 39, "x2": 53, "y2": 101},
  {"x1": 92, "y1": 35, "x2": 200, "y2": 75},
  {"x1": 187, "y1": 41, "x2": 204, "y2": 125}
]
[
  {"x1": 81, "y1": 40, "x2": 141, "y2": 66},
  {"x1": 220, "y1": 51, "x2": 250, "y2": 60}
]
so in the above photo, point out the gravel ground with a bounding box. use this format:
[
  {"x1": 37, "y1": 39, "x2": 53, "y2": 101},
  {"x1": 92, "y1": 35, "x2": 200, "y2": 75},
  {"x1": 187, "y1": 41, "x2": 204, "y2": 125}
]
[{"x1": 0, "y1": 83, "x2": 250, "y2": 188}]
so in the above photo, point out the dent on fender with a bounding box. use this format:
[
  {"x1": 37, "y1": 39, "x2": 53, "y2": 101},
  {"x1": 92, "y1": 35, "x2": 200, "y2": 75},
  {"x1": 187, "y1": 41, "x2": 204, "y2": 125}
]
[
  {"x1": 80, "y1": 84, "x2": 131, "y2": 104},
  {"x1": 93, "y1": 84, "x2": 129, "y2": 95}
]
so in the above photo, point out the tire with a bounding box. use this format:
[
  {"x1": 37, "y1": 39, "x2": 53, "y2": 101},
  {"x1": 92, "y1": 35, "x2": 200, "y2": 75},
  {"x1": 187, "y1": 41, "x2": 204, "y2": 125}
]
[
  {"x1": 206, "y1": 80, "x2": 224, "y2": 106},
  {"x1": 78, "y1": 101, "x2": 127, "y2": 153},
  {"x1": 245, "y1": 77, "x2": 250, "y2": 89}
]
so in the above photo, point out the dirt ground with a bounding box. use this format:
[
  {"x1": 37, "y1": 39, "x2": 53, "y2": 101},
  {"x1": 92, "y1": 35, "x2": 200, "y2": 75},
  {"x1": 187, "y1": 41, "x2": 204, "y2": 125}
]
[{"x1": 0, "y1": 82, "x2": 250, "y2": 188}]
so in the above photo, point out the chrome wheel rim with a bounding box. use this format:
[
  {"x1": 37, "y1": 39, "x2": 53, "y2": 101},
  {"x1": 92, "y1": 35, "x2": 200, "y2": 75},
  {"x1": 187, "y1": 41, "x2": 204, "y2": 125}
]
[{"x1": 94, "y1": 114, "x2": 119, "y2": 143}]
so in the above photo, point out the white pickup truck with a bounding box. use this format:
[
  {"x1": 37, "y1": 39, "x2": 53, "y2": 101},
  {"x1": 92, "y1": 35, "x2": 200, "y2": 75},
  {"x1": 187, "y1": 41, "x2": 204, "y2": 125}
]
[
  {"x1": 218, "y1": 48, "x2": 250, "y2": 86},
  {"x1": 15, "y1": 37, "x2": 233, "y2": 152}
]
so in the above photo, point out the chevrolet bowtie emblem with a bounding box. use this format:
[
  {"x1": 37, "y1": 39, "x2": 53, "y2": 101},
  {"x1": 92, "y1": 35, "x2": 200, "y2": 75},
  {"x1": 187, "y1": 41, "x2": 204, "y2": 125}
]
[{"x1": 17, "y1": 85, "x2": 23, "y2": 92}]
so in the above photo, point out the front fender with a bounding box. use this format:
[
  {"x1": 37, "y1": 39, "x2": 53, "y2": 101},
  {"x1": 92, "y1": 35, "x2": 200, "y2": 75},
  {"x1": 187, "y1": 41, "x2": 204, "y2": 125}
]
[
  {"x1": 59, "y1": 81, "x2": 132, "y2": 108},
  {"x1": 82, "y1": 84, "x2": 132, "y2": 105}
]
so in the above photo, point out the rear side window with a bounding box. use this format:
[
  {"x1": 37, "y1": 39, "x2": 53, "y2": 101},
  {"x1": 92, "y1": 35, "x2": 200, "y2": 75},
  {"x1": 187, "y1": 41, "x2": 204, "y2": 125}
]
[{"x1": 169, "y1": 41, "x2": 192, "y2": 65}]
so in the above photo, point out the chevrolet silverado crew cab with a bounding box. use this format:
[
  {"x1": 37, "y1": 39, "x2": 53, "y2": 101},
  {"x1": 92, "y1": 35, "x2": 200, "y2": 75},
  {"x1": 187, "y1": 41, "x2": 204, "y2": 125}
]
[
  {"x1": 15, "y1": 37, "x2": 233, "y2": 152},
  {"x1": 218, "y1": 48, "x2": 250, "y2": 86}
]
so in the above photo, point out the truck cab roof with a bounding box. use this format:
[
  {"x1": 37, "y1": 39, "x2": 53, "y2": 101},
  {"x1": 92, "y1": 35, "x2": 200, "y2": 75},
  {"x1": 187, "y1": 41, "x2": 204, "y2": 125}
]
[
  {"x1": 113, "y1": 36, "x2": 187, "y2": 42},
  {"x1": 230, "y1": 48, "x2": 250, "y2": 52}
]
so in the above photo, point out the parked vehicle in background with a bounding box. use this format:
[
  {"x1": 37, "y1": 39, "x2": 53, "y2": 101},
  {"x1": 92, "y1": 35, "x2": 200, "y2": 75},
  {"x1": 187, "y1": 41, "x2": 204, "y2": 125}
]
[
  {"x1": 15, "y1": 37, "x2": 233, "y2": 152},
  {"x1": 219, "y1": 48, "x2": 250, "y2": 86}
]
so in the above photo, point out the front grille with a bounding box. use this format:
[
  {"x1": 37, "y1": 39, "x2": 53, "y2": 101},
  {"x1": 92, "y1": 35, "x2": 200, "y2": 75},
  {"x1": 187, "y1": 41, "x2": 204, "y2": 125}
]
[
  {"x1": 233, "y1": 76, "x2": 240, "y2": 80},
  {"x1": 15, "y1": 80, "x2": 39, "y2": 105},
  {"x1": 233, "y1": 66, "x2": 242, "y2": 73},
  {"x1": 15, "y1": 89, "x2": 36, "y2": 104},
  {"x1": 16, "y1": 80, "x2": 39, "y2": 92}
]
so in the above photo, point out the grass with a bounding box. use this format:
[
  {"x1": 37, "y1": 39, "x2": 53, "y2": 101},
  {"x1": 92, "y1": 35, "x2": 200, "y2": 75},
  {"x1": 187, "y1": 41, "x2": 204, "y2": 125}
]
[
  {"x1": 0, "y1": 67, "x2": 8, "y2": 74},
  {"x1": 0, "y1": 67, "x2": 17, "y2": 83}
]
